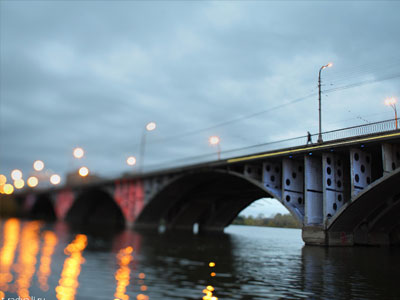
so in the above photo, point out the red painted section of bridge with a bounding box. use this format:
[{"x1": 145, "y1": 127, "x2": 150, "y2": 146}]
[{"x1": 114, "y1": 179, "x2": 144, "y2": 223}]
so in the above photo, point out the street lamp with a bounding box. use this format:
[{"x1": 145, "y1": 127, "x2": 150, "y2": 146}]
[
  {"x1": 385, "y1": 97, "x2": 398, "y2": 129},
  {"x1": 317, "y1": 62, "x2": 333, "y2": 143},
  {"x1": 27, "y1": 176, "x2": 39, "y2": 188},
  {"x1": 78, "y1": 167, "x2": 89, "y2": 177},
  {"x1": 50, "y1": 174, "x2": 61, "y2": 185},
  {"x1": 33, "y1": 160, "x2": 45, "y2": 171},
  {"x1": 139, "y1": 122, "x2": 156, "y2": 172},
  {"x1": 11, "y1": 169, "x2": 22, "y2": 181},
  {"x1": 3, "y1": 184, "x2": 14, "y2": 195},
  {"x1": 73, "y1": 147, "x2": 84, "y2": 159},
  {"x1": 14, "y1": 179, "x2": 25, "y2": 189},
  {"x1": 126, "y1": 156, "x2": 137, "y2": 166},
  {"x1": 209, "y1": 136, "x2": 221, "y2": 160}
]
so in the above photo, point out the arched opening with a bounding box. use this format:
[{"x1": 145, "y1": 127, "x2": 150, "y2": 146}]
[
  {"x1": 30, "y1": 194, "x2": 56, "y2": 221},
  {"x1": 135, "y1": 170, "x2": 280, "y2": 232},
  {"x1": 234, "y1": 198, "x2": 298, "y2": 228},
  {"x1": 329, "y1": 168, "x2": 400, "y2": 245},
  {"x1": 65, "y1": 188, "x2": 125, "y2": 233}
]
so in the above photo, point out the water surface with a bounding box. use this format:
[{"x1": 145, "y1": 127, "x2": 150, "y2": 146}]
[{"x1": 0, "y1": 219, "x2": 399, "y2": 300}]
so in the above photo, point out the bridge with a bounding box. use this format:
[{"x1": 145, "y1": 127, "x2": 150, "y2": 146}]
[{"x1": 3, "y1": 119, "x2": 400, "y2": 246}]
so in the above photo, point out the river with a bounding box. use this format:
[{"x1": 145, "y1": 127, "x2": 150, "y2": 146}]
[{"x1": 0, "y1": 218, "x2": 399, "y2": 300}]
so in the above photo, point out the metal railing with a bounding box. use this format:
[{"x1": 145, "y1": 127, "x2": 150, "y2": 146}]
[
  {"x1": 147, "y1": 118, "x2": 399, "y2": 171},
  {"x1": 319, "y1": 118, "x2": 397, "y2": 141}
]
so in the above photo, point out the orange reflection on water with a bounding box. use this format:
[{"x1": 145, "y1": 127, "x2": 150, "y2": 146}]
[
  {"x1": 136, "y1": 272, "x2": 149, "y2": 300},
  {"x1": 201, "y1": 261, "x2": 218, "y2": 300},
  {"x1": 114, "y1": 246, "x2": 133, "y2": 300},
  {"x1": 38, "y1": 231, "x2": 58, "y2": 291},
  {"x1": 0, "y1": 218, "x2": 20, "y2": 292},
  {"x1": 136, "y1": 294, "x2": 149, "y2": 300},
  {"x1": 13, "y1": 221, "x2": 42, "y2": 299},
  {"x1": 56, "y1": 234, "x2": 87, "y2": 300}
]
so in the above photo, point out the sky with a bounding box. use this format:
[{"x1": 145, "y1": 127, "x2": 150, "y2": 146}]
[{"x1": 1, "y1": 0, "x2": 400, "y2": 215}]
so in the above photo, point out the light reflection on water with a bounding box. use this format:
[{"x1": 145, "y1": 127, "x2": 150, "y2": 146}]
[
  {"x1": 0, "y1": 219, "x2": 399, "y2": 300},
  {"x1": 38, "y1": 231, "x2": 58, "y2": 291}
]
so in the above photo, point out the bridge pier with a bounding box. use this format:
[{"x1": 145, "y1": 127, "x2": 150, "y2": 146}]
[{"x1": 303, "y1": 228, "x2": 355, "y2": 246}]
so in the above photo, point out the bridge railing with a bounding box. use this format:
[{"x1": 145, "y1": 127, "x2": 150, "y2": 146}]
[
  {"x1": 320, "y1": 118, "x2": 397, "y2": 141},
  {"x1": 148, "y1": 119, "x2": 398, "y2": 171}
]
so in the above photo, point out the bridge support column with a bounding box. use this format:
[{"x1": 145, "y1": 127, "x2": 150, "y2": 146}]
[
  {"x1": 304, "y1": 156, "x2": 323, "y2": 225},
  {"x1": 322, "y1": 153, "x2": 346, "y2": 222},
  {"x1": 350, "y1": 148, "x2": 372, "y2": 197},
  {"x1": 382, "y1": 143, "x2": 400, "y2": 174},
  {"x1": 302, "y1": 226, "x2": 327, "y2": 246},
  {"x1": 302, "y1": 228, "x2": 357, "y2": 246},
  {"x1": 262, "y1": 161, "x2": 282, "y2": 199},
  {"x1": 282, "y1": 158, "x2": 304, "y2": 221},
  {"x1": 244, "y1": 164, "x2": 262, "y2": 181}
]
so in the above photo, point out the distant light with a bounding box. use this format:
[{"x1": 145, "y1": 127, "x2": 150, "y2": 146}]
[
  {"x1": 33, "y1": 160, "x2": 45, "y2": 171},
  {"x1": 11, "y1": 169, "x2": 22, "y2": 181},
  {"x1": 0, "y1": 174, "x2": 6, "y2": 185},
  {"x1": 206, "y1": 285, "x2": 214, "y2": 291},
  {"x1": 138, "y1": 273, "x2": 146, "y2": 279},
  {"x1": 327, "y1": 62, "x2": 333, "y2": 68},
  {"x1": 210, "y1": 272, "x2": 216, "y2": 277},
  {"x1": 146, "y1": 122, "x2": 156, "y2": 131},
  {"x1": 4, "y1": 184, "x2": 14, "y2": 195},
  {"x1": 50, "y1": 174, "x2": 61, "y2": 185},
  {"x1": 73, "y1": 147, "x2": 84, "y2": 159},
  {"x1": 14, "y1": 179, "x2": 25, "y2": 189},
  {"x1": 27, "y1": 176, "x2": 39, "y2": 188},
  {"x1": 309, "y1": 152, "x2": 312, "y2": 155},
  {"x1": 126, "y1": 156, "x2": 137, "y2": 166},
  {"x1": 209, "y1": 136, "x2": 220, "y2": 145},
  {"x1": 361, "y1": 144, "x2": 365, "y2": 148},
  {"x1": 209, "y1": 262, "x2": 216, "y2": 267},
  {"x1": 78, "y1": 167, "x2": 89, "y2": 177},
  {"x1": 289, "y1": 155, "x2": 293, "y2": 158},
  {"x1": 385, "y1": 97, "x2": 397, "y2": 106}
]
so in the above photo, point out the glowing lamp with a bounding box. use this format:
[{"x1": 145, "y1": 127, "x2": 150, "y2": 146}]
[
  {"x1": 78, "y1": 167, "x2": 89, "y2": 177},
  {"x1": 73, "y1": 147, "x2": 84, "y2": 159},
  {"x1": 126, "y1": 156, "x2": 137, "y2": 166},
  {"x1": 50, "y1": 174, "x2": 61, "y2": 185},
  {"x1": 33, "y1": 160, "x2": 45, "y2": 171},
  {"x1": 27, "y1": 176, "x2": 39, "y2": 188},
  {"x1": 11, "y1": 169, "x2": 22, "y2": 181},
  {"x1": 146, "y1": 122, "x2": 156, "y2": 131}
]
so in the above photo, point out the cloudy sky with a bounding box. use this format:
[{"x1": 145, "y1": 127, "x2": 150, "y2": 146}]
[{"x1": 1, "y1": 1, "x2": 400, "y2": 214}]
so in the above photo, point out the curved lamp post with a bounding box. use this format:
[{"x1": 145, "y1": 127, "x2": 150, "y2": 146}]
[
  {"x1": 317, "y1": 62, "x2": 333, "y2": 143},
  {"x1": 385, "y1": 97, "x2": 398, "y2": 129},
  {"x1": 209, "y1": 136, "x2": 221, "y2": 160},
  {"x1": 139, "y1": 122, "x2": 156, "y2": 172}
]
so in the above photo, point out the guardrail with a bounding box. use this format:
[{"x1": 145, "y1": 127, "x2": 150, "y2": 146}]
[{"x1": 148, "y1": 118, "x2": 399, "y2": 171}]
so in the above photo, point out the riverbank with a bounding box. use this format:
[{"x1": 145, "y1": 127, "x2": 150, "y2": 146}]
[{"x1": 233, "y1": 213, "x2": 301, "y2": 229}]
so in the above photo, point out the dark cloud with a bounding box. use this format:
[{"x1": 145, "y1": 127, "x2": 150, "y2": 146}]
[{"x1": 1, "y1": 0, "x2": 400, "y2": 183}]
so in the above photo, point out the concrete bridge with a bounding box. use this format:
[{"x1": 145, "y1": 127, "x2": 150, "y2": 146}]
[{"x1": 4, "y1": 119, "x2": 400, "y2": 246}]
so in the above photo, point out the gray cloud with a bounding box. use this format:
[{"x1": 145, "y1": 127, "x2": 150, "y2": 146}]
[{"x1": 1, "y1": 0, "x2": 400, "y2": 182}]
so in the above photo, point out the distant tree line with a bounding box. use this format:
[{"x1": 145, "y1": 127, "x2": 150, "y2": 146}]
[{"x1": 233, "y1": 213, "x2": 301, "y2": 229}]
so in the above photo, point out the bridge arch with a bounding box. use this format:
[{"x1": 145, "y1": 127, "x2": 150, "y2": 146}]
[
  {"x1": 135, "y1": 170, "x2": 292, "y2": 232},
  {"x1": 65, "y1": 188, "x2": 125, "y2": 232},
  {"x1": 328, "y1": 168, "x2": 400, "y2": 245},
  {"x1": 30, "y1": 193, "x2": 56, "y2": 221}
]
